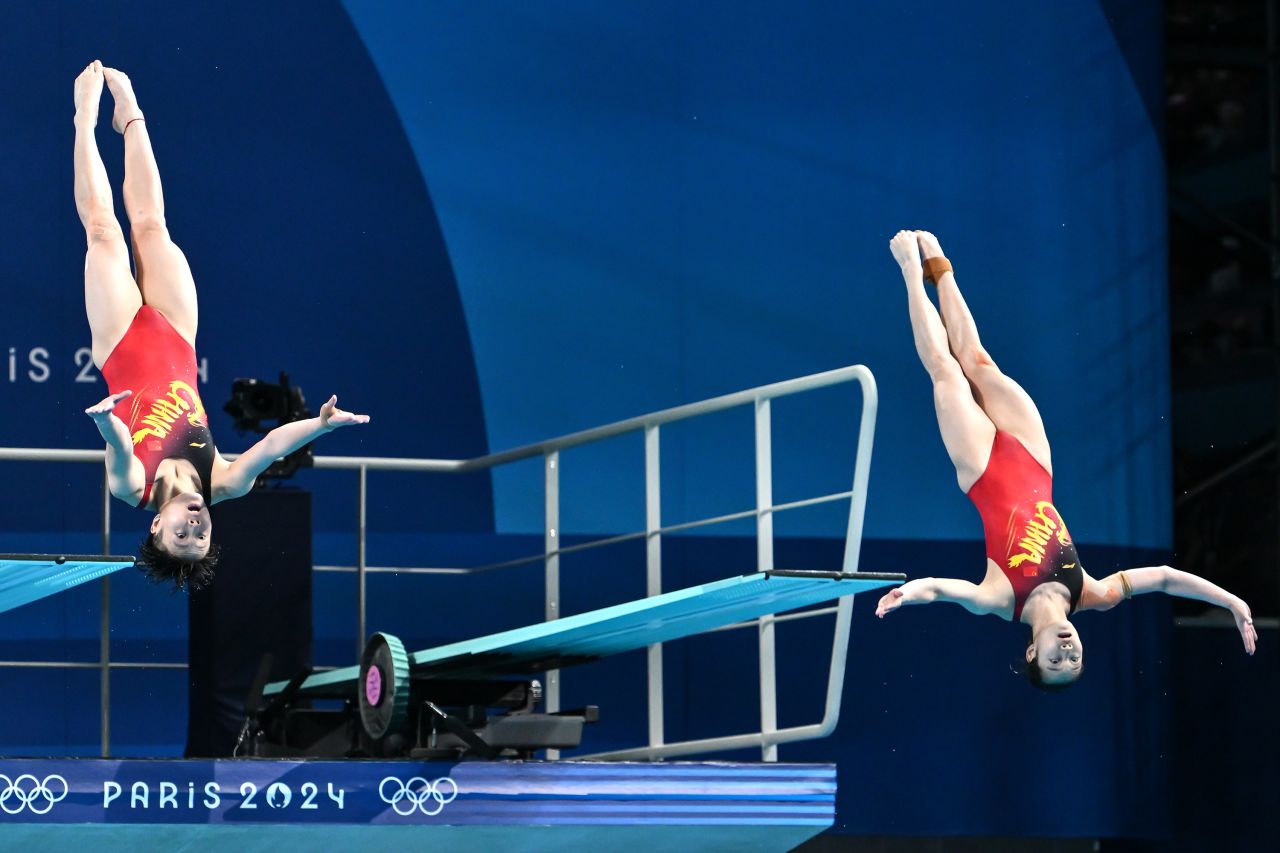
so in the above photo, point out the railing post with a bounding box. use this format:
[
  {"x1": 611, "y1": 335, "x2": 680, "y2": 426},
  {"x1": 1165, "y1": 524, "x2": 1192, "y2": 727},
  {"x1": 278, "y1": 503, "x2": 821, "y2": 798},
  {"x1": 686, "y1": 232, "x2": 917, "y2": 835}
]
[
  {"x1": 644, "y1": 424, "x2": 664, "y2": 752},
  {"x1": 819, "y1": 368, "x2": 879, "y2": 733},
  {"x1": 100, "y1": 468, "x2": 111, "y2": 758},
  {"x1": 755, "y1": 397, "x2": 777, "y2": 762},
  {"x1": 357, "y1": 465, "x2": 368, "y2": 660},
  {"x1": 842, "y1": 370, "x2": 877, "y2": 575},
  {"x1": 545, "y1": 451, "x2": 561, "y2": 758}
]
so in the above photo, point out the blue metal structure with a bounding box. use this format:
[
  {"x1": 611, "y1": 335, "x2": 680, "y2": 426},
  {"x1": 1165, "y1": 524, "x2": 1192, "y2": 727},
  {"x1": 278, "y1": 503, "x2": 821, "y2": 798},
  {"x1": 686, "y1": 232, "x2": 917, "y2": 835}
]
[
  {"x1": 0, "y1": 556, "x2": 135, "y2": 615},
  {"x1": 267, "y1": 570, "x2": 903, "y2": 697}
]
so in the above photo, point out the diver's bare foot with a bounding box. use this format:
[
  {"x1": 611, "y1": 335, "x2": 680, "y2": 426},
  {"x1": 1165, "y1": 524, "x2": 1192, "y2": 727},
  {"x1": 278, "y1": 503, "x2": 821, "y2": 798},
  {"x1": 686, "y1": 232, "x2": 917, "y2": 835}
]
[
  {"x1": 73, "y1": 60, "x2": 104, "y2": 127},
  {"x1": 890, "y1": 229, "x2": 922, "y2": 273},
  {"x1": 103, "y1": 67, "x2": 144, "y2": 134},
  {"x1": 916, "y1": 230, "x2": 945, "y2": 261}
]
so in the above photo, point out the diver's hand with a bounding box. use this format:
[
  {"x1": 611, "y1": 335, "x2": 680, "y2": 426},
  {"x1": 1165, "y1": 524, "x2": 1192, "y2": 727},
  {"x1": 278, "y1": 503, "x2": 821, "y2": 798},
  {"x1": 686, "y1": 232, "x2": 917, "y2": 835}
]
[
  {"x1": 875, "y1": 579, "x2": 939, "y2": 618},
  {"x1": 876, "y1": 587, "x2": 907, "y2": 618},
  {"x1": 319, "y1": 395, "x2": 371, "y2": 431},
  {"x1": 1230, "y1": 598, "x2": 1258, "y2": 655},
  {"x1": 85, "y1": 389, "x2": 132, "y2": 420}
]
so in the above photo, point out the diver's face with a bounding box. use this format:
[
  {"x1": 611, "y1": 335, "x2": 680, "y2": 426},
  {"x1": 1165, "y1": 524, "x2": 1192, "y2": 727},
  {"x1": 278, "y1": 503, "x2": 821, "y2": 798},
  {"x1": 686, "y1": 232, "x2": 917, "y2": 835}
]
[
  {"x1": 150, "y1": 492, "x2": 212, "y2": 559},
  {"x1": 1027, "y1": 620, "x2": 1083, "y2": 685}
]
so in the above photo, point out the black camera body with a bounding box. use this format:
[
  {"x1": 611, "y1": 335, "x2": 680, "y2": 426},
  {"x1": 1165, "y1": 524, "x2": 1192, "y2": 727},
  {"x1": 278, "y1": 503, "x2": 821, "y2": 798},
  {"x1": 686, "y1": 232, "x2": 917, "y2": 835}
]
[{"x1": 223, "y1": 372, "x2": 314, "y2": 482}]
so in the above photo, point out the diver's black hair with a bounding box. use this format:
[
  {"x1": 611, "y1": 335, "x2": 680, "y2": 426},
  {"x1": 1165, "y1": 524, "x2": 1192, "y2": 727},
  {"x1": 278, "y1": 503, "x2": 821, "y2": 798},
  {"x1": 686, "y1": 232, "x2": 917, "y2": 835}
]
[{"x1": 137, "y1": 533, "x2": 221, "y2": 592}]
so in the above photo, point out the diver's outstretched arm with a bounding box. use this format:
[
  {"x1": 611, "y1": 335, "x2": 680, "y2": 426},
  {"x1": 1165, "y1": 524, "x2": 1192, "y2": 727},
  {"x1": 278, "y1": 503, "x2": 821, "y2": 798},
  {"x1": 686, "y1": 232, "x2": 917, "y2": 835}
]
[
  {"x1": 876, "y1": 576, "x2": 1001, "y2": 618},
  {"x1": 86, "y1": 389, "x2": 145, "y2": 503},
  {"x1": 1085, "y1": 566, "x2": 1256, "y2": 654},
  {"x1": 1152, "y1": 566, "x2": 1255, "y2": 653},
  {"x1": 216, "y1": 395, "x2": 370, "y2": 500}
]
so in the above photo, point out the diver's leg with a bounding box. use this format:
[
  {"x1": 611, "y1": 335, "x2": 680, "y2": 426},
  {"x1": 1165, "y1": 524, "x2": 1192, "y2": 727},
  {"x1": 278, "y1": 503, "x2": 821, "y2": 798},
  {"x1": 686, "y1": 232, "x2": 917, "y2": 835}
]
[
  {"x1": 106, "y1": 67, "x2": 199, "y2": 348},
  {"x1": 75, "y1": 60, "x2": 141, "y2": 369},
  {"x1": 918, "y1": 230, "x2": 1052, "y2": 474},
  {"x1": 892, "y1": 230, "x2": 996, "y2": 492}
]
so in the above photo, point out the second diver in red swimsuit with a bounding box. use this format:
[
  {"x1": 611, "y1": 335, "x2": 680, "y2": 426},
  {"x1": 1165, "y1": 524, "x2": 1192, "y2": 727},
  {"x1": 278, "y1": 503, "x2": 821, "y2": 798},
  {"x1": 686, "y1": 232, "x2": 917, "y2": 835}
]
[
  {"x1": 74, "y1": 61, "x2": 369, "y2": 590},
  {"x1": 873, "y1": 230, "x2": 1257, "y2": 689}
]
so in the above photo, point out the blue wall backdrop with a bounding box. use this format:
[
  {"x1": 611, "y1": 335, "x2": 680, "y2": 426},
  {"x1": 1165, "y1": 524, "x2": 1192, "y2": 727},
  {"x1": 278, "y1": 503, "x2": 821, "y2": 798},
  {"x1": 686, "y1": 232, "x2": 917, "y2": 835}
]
[{"x1": 0, "y1": 0, "x2": 1173, "y2": 841}]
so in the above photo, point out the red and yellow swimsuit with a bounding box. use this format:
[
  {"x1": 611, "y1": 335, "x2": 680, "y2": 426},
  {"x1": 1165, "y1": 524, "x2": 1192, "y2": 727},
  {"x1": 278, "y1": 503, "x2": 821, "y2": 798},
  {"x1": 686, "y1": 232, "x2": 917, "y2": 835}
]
[
  {"x1": 100, "y1": 306, "x2": 215, "y2": 510},
  {"x1": 966, "y1": 432, "x2": 1083, "y2": 620}
]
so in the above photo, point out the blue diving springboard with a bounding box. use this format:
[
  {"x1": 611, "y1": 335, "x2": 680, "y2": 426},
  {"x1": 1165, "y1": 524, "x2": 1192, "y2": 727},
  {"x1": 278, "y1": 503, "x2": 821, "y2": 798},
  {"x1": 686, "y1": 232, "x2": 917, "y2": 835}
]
[
  {"x1": 266, "y1": 569, "x2": 904, "y2": 699},
  {"x1": 0, "y1": 554, "x2": 137, "y2": 614}
]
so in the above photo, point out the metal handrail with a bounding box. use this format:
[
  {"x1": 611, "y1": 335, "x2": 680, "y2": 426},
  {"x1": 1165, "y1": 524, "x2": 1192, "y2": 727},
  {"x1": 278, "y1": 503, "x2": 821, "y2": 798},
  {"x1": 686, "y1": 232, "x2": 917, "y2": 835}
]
[
  {"x1": 0, "y1": 363, "x2": 877, "y2": 761},
  {"x1": 297, "y1": 364, "x2": 872, "y2": 473},
  {"x1": 310, "y1": 489, "x2": 855, "y2": 577}
]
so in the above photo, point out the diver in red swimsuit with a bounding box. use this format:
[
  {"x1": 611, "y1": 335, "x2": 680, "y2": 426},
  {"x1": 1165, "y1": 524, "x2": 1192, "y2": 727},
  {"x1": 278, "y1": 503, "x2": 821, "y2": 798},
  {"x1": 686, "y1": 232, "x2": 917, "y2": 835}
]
[
  {"x1": 874, "y1": 230, "x2": 1257, "y2": 689},
  {"x1": 73, "y1": 61, "x2": 369, "y2": 589}
]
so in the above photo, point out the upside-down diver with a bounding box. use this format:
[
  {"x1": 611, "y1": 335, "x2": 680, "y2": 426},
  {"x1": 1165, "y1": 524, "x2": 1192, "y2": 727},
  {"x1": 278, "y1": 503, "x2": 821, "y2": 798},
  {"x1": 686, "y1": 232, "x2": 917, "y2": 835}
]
[
  {"x1": 876, "y1": 229, "x2": 1256, "y2": 689},
  {"x1": 73, "y1": 60, "x2": 370, "y2": 590}
]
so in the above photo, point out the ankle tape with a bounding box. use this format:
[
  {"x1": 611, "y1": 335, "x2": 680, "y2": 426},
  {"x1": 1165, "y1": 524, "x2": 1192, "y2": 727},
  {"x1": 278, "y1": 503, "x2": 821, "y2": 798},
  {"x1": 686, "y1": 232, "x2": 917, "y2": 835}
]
[{"x1": 922, "y1": 257, "x2": 952, "y2": 284}]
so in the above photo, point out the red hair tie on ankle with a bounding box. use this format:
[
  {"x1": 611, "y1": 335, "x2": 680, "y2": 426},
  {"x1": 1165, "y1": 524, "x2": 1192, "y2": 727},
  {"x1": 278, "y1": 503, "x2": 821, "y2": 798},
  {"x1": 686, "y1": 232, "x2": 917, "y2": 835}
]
[{"x1": 124, "y1": 117, "x2": 145, "y2": 134}]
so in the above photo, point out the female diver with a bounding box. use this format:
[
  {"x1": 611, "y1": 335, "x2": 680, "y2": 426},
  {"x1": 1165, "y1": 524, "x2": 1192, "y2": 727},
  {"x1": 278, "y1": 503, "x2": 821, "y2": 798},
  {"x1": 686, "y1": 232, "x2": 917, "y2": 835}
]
[
  {"x1": 876, "y1": 230, "x2": 1256, "y2": 688},
  {"x1": 73, "y1": 60, "x2": 370, "y2": 589}
]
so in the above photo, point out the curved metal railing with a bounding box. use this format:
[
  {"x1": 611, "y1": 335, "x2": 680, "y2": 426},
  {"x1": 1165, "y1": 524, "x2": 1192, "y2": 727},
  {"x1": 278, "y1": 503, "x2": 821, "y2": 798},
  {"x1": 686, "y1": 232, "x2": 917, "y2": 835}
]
[{"x1": 0, "y1": 363, "x2": 877, "y2": 760}]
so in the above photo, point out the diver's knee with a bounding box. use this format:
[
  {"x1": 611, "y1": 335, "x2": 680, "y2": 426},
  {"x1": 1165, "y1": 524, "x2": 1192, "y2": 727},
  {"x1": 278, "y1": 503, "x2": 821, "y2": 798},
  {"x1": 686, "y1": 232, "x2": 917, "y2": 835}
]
[
  {"x1": 84, "y1": 209, "x2": 124, "y2": 246},
  {"x1": 130, "y1": 211, "x2": 170, "y2": 240}
]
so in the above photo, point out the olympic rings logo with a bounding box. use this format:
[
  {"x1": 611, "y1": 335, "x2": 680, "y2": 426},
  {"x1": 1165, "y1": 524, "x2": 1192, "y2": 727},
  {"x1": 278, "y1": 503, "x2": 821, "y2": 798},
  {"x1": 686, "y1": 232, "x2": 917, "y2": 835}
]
[
  {"x1": 0, "y1": 774, "x2": 69, "y2": 815},
  {"x1": 378, "y1": 776, "x2": 459, "y2": 816}
]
